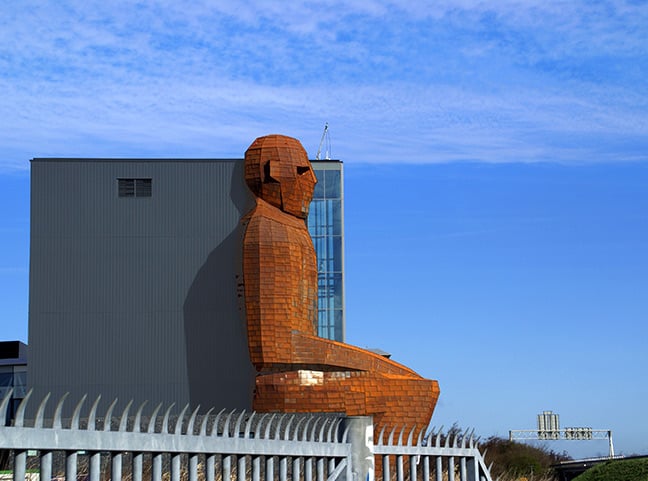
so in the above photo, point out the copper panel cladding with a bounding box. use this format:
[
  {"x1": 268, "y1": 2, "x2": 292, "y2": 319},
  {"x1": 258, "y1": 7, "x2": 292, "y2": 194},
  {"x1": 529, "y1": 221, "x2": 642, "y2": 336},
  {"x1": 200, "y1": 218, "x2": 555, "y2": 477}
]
[{"x1": 242, "y1": 135, "x2": 439, "y2": 433}]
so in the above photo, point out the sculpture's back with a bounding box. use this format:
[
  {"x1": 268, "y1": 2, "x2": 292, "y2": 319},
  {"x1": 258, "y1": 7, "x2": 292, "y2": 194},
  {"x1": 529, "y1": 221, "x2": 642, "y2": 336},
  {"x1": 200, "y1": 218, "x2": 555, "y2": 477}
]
[{"x1": 242, "y1": 134, "x2": 440, "y2": 432}]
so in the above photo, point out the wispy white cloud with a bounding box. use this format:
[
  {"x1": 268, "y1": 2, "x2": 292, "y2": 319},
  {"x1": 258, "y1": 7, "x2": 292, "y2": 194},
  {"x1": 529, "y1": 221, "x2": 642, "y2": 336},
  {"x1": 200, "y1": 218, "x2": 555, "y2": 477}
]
[{"x1": 1, "y1": 0, "x2": 646, "y2": 169}]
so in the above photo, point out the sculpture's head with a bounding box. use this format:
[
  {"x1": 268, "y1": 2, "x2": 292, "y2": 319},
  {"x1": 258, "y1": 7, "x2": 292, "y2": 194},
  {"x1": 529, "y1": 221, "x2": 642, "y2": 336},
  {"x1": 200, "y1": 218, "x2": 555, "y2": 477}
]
[{"x1": 244, "y1": 134, "x2": 317, "y2": 219}]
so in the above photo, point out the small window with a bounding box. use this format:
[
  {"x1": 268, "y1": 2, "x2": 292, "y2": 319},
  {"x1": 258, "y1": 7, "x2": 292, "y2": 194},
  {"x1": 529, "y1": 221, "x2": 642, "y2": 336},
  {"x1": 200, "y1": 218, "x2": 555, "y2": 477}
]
[{"x1": 118, "y1": 178, "x2": 152, "y2": 197}]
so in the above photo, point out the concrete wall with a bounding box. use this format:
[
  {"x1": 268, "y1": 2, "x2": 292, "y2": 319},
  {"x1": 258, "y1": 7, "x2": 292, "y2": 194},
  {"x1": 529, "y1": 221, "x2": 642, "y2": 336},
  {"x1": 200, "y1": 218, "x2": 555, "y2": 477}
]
[{"x1": 28, "y1": 159, "x2": 256, "y2": 413}]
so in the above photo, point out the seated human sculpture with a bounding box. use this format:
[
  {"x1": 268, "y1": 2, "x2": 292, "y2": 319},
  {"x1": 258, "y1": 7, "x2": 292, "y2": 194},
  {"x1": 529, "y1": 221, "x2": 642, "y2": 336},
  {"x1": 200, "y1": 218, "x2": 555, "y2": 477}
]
[{"x1": 242, "y1": 134, "x2": 439, "y2": 431}]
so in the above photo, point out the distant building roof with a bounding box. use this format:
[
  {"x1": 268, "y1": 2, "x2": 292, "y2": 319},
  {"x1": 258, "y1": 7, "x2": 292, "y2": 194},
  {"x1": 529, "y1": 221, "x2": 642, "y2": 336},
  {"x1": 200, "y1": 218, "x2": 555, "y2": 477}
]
[{"x1": 0, "y1": 341, "x2": 28, "y2": 366}]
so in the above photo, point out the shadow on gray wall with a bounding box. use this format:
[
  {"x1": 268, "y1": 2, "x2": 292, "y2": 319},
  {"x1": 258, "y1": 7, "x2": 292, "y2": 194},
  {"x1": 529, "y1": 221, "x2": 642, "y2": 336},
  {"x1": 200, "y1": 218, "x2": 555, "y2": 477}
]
[{"x1": 183, "y1": 161, "x2": 256, "y2": 411}]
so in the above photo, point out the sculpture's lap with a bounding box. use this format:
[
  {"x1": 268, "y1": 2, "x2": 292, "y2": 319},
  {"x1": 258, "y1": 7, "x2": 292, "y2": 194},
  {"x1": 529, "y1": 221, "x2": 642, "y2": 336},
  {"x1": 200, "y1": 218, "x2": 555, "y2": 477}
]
[{"x1": 253, "y1": 369, "x2": 440, "y2": 431}]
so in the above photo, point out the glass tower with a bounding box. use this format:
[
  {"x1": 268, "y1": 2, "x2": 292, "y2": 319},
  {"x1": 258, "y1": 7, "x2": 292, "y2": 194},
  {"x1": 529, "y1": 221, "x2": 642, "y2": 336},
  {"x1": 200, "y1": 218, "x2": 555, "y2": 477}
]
[{"x1": 309, "y1": 161, "x2": 345, "y2": 342}]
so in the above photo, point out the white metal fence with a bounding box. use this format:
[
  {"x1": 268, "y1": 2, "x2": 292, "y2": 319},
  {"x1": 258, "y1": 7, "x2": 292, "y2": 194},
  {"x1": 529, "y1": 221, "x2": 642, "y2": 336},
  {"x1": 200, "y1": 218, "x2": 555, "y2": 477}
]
[
  {"x1": 375, "y1": 426, "x2": 493, "y2": 481},
  {"x1": 0, "y1": 390, "x2": 493, "y2": 481}
]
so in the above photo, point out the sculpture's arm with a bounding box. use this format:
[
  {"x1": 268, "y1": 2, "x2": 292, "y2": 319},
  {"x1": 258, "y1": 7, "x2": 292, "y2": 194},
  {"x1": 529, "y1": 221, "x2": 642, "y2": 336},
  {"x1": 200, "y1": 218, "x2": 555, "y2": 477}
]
[
  {"x1": 244, "y1": 202, "x2": 423, "y2": 379},
  {"x1": 292, "y1": 332, "x2": 423, "y2": 378}
]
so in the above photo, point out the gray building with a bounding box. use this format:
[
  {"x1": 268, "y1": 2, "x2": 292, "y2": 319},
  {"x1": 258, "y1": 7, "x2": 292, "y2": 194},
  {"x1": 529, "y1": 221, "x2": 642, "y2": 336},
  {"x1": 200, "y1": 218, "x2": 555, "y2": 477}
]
[{"x1": 28, "y1": 158, "x2": 343, "y2": 412}]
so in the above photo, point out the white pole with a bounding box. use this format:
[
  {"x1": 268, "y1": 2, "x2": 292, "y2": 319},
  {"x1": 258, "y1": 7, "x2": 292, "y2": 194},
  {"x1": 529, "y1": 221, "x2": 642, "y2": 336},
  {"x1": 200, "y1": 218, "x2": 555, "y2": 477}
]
[{"x1": 608, "y1": 431, "x2": 615, "y2": 458}]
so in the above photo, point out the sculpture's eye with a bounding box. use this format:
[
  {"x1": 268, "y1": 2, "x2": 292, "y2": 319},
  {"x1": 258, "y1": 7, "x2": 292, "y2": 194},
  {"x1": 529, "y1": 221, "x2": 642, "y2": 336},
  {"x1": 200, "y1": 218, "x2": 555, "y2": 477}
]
[{"x1": 297, "y1": 166, "x2": 310, "y2": 175}]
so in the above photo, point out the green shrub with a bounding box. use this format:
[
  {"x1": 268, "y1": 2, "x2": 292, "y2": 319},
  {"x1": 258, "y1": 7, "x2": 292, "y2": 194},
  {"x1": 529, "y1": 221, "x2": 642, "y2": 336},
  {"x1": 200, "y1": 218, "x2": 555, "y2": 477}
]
[
  {"x1": 573, "y1": 457, "x2": 648, "y2": 481},
  {"x1": 482, "y1": 436, "x2": 570, "y2": 480}
]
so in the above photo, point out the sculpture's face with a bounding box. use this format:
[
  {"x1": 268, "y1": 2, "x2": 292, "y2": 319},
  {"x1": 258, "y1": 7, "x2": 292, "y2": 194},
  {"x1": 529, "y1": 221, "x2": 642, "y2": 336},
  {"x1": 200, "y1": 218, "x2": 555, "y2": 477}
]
[{"x1": 245, "y1": 135, "x2": 317, "y2": 219}]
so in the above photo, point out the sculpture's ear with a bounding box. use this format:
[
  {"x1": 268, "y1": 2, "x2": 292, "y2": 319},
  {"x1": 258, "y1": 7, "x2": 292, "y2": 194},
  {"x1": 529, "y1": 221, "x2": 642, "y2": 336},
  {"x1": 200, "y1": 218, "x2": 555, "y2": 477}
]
[{"x1": 265, "y1": 160, "x2": 280, "y2": 184}]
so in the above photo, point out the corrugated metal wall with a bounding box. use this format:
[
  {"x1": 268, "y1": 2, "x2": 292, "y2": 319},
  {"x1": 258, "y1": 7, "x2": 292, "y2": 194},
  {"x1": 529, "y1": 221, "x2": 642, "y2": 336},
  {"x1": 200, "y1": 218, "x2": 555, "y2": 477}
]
[{"x1": 28, "y1": 159, "x2": 256, "y2": 413}]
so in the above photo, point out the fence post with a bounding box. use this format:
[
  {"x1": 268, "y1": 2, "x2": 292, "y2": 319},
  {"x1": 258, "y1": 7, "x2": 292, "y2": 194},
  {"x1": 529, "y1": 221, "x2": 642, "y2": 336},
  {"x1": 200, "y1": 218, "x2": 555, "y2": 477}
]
[
  {"x1": 13, "y1": 450, "x2": 26, "y2": 481},
  {"x1": 342, "y1": 416, "x2": 374, "y2": 481}
]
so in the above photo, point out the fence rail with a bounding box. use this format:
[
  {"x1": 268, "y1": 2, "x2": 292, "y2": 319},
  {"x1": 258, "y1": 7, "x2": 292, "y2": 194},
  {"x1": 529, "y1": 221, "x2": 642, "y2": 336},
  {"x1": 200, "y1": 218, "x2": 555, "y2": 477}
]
[
  {"x1": 375, "y1": 426, "x2": 493, "y2": 481},
  {"x1": 0, "y1": 390, "x2": 493, "y2": 481}
]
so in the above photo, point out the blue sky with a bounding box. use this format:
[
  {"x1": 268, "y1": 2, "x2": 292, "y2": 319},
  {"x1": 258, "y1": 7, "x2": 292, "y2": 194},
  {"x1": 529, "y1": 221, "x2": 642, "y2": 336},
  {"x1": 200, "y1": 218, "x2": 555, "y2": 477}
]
[{"x1": 1, "y1": 0, "x2": 647, "y2": 458}]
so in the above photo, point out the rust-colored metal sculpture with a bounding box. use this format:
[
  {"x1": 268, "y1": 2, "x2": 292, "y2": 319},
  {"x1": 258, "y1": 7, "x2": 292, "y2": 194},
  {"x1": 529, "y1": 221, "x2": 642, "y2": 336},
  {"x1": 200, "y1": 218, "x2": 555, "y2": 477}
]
[{"x1": 242, "y1": 134, "x2": 439, "y2": 431}]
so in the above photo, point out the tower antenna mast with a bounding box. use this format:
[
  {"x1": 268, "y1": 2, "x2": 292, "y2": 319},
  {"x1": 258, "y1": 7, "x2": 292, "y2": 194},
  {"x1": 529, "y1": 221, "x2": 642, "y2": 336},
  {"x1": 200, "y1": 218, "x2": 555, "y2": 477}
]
[{"x1": 315, "y1": 123, "x2": 331, "y2": 161}]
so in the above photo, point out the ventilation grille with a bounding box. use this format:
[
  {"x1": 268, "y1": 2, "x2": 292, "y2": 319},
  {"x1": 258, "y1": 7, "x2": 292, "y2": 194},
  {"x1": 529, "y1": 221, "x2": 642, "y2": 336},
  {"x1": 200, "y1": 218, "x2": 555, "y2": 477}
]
[{"x1": 118, "y1": 178, "x2": 152, "y2": 197}]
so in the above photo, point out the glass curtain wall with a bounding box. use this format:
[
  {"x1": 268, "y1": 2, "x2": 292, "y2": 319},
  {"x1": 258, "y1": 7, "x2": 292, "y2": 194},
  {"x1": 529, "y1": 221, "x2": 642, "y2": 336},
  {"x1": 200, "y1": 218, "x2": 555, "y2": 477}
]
[{"x1": 309, "y1": 161, "x2": 345, "y2": 342}]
